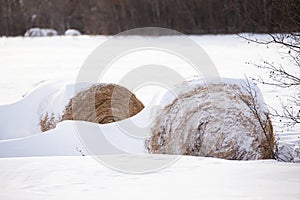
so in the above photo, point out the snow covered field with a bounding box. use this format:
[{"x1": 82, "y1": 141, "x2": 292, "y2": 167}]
[
  {"x1": 0, "y1": 35, "x2": 299, "y2": 199},
  {"x1": 1, "y1": 155, "x2": 300, "y2": 200}
]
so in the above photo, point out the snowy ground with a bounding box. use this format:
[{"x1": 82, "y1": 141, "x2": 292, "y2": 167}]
[
  {"x1": 0, "y1": 35, "x2": 299, "y2": 199},
  {"x1": 1, "y1": 156, "x2": 300, "y2": 200}
]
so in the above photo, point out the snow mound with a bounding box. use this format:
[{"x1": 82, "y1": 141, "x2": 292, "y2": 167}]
[
  {"x1": 64, "y1": 29, "x2": 81, "y2": 36},
  {"x1": 0, "y1": 81, "x2": 96, "y2": 139},
  {"x1": 0, "y1": 81, "x2": 144, "y2": 138},
  {"x1": 0, "y1": 120, "x2": 146, "y2": 157},
  {"x1": 147, "y1": 79, "x2": 275, "y2": 160},
  {"x1": 277, "y1": 132, "x2": 300, "y2": 163},
  {"x1": 24, "y1": 28, "x2": 58, "y2": 37},
  {"x1": 0, "y1": 82, "x2": 148, "y2": 156},
  {"x1": 0, "y1": 81, "x2": 70, "y2": 139}
]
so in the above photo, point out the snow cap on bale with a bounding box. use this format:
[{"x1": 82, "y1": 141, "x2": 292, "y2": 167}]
[
  {"x1": 147, "y1": 78, "x2": 274, "y2": 160},
  {"x1": 62, "y1": 83, "x2": 144, "y2": 124}
]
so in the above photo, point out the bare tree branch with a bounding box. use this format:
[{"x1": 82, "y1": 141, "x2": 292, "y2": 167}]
[{"x1": 236, "y1": 78, "x2": 276, "y2": 159}]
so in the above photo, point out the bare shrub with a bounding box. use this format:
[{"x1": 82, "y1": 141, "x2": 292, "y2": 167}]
[
  {"x1": 240, "y1": 30, "x2": 300, "y2": 162},
  {"x1": 236, "y1": 78, "x2": 275, "y2": 159},
  {"x1": 240, "y1": 33, "x2": 300, "y2": 127}
]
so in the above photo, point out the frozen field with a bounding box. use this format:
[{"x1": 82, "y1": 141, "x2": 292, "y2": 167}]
[{"x1": 0, "y1": 35, "x2": 299, "y2": 199}]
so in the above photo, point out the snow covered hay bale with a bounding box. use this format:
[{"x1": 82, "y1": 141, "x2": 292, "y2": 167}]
[
  {"x1": 62, "y1": 84, "x2": 144, "y2": 124},
  {"x1": 24, "y1": 28, "x2": 58, "y2": 37},
  {"x1": 147, "y1": 79, "x2": 274, "y2": 160},
  {"x1": 64, "y1": 29, "x2": 81, "y2": 36}
]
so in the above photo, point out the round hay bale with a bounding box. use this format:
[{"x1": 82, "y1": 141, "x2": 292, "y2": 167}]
[
  {"x1": 147, "y1": 81, "x2": 274, "y2": 160},
  {"x1": 64, "y1": 29, "x2": 81, "y2": 36},
  {"x1": 62, "y1": 84, "x2": 144, "y2": 124},
  {"x1": 24, "y1": 28, "x2": 58, "y2": 37}
]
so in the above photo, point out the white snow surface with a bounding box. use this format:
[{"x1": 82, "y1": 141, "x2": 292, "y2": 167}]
[
  {"x1": 0, "y1": 35, "x2": 299, "y2": 199},
  {"x1": 0, "y1": 155, "x2": 300, "y2": 200}
]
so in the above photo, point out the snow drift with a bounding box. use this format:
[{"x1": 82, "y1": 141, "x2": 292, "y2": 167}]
[
  {"x1": 0, "y1": 81, "x2": 71, "y2": 140},
  {"x1": 0, "y1": 81, "x2": 147, "y2": 156},
  {"x1": 0, "y1": 81, "x2": 144, "y2": 138},
  {"x1": 147, "y1": 79, "x2": 275, "y2": 160}
]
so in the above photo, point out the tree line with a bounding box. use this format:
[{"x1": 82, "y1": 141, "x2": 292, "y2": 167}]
[{"x1": 0, "y1": 0, "x2": 299, "y2": 36}]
